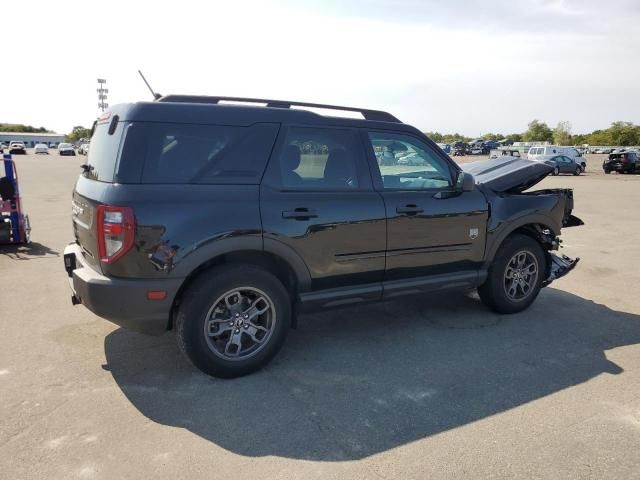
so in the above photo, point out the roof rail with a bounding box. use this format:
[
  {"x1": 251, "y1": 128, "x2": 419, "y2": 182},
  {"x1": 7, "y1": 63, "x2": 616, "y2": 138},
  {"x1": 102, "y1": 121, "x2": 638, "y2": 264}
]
[{"x1": 156, "y1": 95, "x2": 401, "y2": 123}]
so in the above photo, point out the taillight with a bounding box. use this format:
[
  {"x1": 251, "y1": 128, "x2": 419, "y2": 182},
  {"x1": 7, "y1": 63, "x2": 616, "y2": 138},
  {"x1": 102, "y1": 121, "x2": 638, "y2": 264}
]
[{"x1": 96, "y1": 205, "x2": 135, "y2": 264}]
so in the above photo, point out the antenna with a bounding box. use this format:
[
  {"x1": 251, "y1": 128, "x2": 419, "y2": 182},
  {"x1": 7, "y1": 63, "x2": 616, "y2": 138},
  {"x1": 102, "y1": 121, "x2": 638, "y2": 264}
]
[{"x1": 138, "y1": 70, "x2": 161, "y2": 100}]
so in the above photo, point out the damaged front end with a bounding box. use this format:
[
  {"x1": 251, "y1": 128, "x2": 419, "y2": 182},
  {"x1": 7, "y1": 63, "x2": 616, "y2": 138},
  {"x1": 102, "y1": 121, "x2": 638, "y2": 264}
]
[
  {"x1": 462, "y1": 156, "x2": 584, "y2": 287},
  {"x1": 543, "y1": 253, "x2": 580, "y2": 287},
  {"x1": 529, "y1": 224, "x2": 581, "y2": 287}
]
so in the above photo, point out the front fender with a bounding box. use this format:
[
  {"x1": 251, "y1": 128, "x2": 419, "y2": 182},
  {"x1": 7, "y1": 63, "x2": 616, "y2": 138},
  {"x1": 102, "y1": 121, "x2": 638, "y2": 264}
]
[{"x1": 484, "y1": 192, "x2": 567, "y2": 263}]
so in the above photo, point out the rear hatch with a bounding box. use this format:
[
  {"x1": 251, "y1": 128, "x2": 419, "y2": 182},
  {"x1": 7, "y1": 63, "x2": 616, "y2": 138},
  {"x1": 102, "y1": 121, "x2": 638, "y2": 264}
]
[
  {"x1": 606, "y1": 153, "x2": 627, "y2": 168},
  {"x1": 72, "y1": 111, "x2": 127, "y2": 272}
]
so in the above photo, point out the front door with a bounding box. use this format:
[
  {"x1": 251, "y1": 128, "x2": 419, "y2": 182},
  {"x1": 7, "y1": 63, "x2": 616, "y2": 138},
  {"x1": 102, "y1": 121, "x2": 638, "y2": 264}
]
[
  {"x1": 261, "y1": 126, "x2": 387, "y2": 296},
  {"x1": 363, "y1": 131, "x2": 488, "y2": 294}
]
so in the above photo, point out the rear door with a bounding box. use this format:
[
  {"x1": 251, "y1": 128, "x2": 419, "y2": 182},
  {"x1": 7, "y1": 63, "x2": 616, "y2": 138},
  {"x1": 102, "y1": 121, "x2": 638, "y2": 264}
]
[
  {"x1": 363, "y1": 130, "x2": 488, "y2": 293},
  {"x1": 558, "y1": 156, "x2": 574, "y2": 173},
  {"x1": 260, "y1": 125, "x2": 386, "y2": 295}
]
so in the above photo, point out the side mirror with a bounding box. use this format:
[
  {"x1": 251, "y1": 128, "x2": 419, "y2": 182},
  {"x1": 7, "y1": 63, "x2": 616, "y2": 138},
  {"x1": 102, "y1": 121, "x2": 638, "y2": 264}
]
[{"x1": 457, "y1": 171, "x2": 475, "y2": 192}]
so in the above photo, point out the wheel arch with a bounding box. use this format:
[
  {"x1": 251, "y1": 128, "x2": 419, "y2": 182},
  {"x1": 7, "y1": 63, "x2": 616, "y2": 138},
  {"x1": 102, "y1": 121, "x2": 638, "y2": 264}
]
[
  {"x1": 485, "y1": 216, "x2": 559, "y2": 265},
  {"x1": 167, "y1": 241, "x2": 311, "y2": 331}
]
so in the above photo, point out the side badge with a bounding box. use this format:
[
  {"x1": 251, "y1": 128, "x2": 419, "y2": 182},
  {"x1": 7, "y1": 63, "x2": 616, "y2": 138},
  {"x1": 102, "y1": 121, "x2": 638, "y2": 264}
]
[{"x1": 469, "y1": 228, "x2": 479, "y2": 240}]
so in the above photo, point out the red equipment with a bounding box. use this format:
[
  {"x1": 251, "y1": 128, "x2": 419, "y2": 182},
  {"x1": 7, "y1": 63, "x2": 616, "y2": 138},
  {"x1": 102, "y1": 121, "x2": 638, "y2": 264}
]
[{"x1": 0, "y1": 154, "x2": 31, "y2": 244}]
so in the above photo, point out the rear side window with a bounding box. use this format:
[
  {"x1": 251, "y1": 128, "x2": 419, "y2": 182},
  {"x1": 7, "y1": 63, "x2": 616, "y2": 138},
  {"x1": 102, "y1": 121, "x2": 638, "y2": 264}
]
[
  {"x1": 84, "y1": 120, "x2": 125, "y2": 182},
  {"x1": 120, "y1": 122, "x2": 278, "y2": 184}
]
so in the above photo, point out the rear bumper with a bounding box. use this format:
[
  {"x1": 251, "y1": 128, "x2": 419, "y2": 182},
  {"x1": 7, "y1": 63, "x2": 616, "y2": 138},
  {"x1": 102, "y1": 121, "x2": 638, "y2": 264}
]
[
  {"x1": 63, "y1": 243, "x2": 182, "y2": 335},
  {"x1": 603, "y1": 163, "x2": 630, "y2": 172}
]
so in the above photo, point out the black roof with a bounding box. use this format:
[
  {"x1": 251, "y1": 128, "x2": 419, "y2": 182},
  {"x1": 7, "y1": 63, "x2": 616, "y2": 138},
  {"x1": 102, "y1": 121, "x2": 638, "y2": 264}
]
[{"x1": 108, "y1": 95, "x2": 421, "y2": 134}]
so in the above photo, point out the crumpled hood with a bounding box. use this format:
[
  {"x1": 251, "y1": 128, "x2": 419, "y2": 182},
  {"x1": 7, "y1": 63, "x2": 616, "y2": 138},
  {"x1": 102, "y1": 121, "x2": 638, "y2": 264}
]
[{"x1": 461, "y1": 156, "x2": 553, "y2": 193}]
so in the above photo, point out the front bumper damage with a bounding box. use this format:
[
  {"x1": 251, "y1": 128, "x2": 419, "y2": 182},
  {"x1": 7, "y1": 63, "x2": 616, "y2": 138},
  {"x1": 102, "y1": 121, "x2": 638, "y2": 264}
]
[{"x1": 542, "y1": 253, "x2": 579, "y2": 287}]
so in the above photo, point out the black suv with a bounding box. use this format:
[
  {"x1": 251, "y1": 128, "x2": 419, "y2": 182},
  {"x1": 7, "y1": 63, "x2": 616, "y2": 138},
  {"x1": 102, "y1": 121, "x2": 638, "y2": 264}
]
[
  {"x1": 63, "y1": 96, "x2": 582, "y2": 378},
  {"x1": 603, "y1": 151, "x2": 639, "y2": 174}
]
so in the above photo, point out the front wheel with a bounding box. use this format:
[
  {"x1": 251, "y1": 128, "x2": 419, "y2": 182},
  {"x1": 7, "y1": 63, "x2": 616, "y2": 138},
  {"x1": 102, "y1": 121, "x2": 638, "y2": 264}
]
[
  {"x1": 478, "y1": 234, "x2": 545, "y2": 314},
  {"x1": 175, "y1": 265, "x2": 290, "y2": 378},
  {"x1": 573, "y1": 166, "x2": 581, "y2": 176}
]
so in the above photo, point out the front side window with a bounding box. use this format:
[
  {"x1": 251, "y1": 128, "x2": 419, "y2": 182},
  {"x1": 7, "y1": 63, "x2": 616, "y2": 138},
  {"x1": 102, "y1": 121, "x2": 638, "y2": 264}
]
[
  {"x1": 274, "y1": 127, "x2": 362, "y2": 190},
  {"x1": 368, "y1": 132, "x2": 453, "y2": 190}
]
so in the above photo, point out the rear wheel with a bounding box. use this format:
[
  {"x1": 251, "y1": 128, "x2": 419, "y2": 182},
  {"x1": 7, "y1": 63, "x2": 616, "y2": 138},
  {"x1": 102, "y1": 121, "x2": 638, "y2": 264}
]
[
  {"x1": 553, "y1": 166, "x2": 560, "y2": 176},
  {"x1": 478, "y1": 234, "x2": 545, "y2": 314},
  {"x1": 175, "y1": 265, "x2": 291, "y2": 378}
]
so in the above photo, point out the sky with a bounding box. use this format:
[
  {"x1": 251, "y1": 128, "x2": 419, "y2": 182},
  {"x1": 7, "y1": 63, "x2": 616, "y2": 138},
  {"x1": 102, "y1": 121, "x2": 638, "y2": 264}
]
[{"x1": 1, "y1": 0, "x2": 639, "y2": 136}]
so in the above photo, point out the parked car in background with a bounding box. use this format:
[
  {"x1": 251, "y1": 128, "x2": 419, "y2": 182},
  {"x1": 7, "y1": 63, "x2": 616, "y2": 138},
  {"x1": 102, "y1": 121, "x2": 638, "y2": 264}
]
[
  {"x1": 603, "y1": 151, "x2": 639, "y2": 174},
  {"x1": 528, "y1": 145, "x2": 587, "y2": 171},
  {"x1": 548, "y1": 155, "x2": 582, "y2": 176},
  {"x1": 78, "y1": 143, "x2": 90, "y2": 155},
  {"x1": 34, "y1": 143, "x2": 49, "y2": 154},
  {"x1": 452, "y1": 141, "x2": 467, "y2": 156},
  {"x1": 436, "y1": 143, "x2": 451, "y2": 154},
  {"x1": 452, "y1": 146, "x2": 465, "y2": 156},
  {"x1": 58, "y1": 143, "x2": 76, "y2": 156},
  {"x1": 9, "y1": 142, "x2": 27, "y2": 155}
]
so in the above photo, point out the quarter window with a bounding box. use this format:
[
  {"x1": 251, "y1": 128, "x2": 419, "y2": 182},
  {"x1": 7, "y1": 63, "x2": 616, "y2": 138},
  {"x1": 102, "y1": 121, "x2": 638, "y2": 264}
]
[
  {"x1": 121, "y1": 122, "x2": 278, "y2": 184},
  {"x1": 367, "y1": 132, "x2": 453, "y2": 190}
]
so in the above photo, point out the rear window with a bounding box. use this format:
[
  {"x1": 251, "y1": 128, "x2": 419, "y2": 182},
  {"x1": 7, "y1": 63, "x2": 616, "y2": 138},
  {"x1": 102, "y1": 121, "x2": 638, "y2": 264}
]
[
  {"x1": 119, "y1": 122, "x2": 279, "y2": 184},
  {"x1": 84, "y1": 120, "x2": 125, "y2": 182}
]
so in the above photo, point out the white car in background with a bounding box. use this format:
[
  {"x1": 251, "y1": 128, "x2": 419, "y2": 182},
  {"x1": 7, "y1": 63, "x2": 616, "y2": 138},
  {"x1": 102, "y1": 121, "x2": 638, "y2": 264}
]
[
  {"x1": 78, "y1": 143, "x2": 90, "y2": 155},
  {"x1": 527, "y1": 145, "x2": 587, "y2": 171},
  {"x1": 34, "y1": 143, "x2": 49, "y2": 154},
  {"x1": 58, "y1": 143, "x2": 76, "y2": 156}
]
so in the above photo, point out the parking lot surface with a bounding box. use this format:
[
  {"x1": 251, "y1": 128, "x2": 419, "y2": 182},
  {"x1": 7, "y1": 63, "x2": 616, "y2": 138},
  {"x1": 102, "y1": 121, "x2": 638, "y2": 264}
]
[{"x1": 1, "y1": 153, "x2": 639, "y2": 479}]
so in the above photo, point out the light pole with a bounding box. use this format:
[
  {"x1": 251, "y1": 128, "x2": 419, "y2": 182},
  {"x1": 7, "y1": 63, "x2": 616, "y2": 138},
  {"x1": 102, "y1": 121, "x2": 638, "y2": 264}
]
[{"x1": 97, "y1": 78, "x2": 109, "y2": 112}]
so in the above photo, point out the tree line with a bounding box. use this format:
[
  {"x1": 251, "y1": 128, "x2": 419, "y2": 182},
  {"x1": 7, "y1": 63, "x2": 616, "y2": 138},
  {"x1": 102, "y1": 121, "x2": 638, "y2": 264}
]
[
  {"x1": 0, "y1": 123, "x2": 53, "y2": 133},
  {"x1": 426, "y1": 120, "x2": 640, "y2": 146}
]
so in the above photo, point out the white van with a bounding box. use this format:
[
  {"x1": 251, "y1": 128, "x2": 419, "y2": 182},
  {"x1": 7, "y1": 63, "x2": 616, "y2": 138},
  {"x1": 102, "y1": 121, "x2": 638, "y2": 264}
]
[{"x1": 527, "y1": 145, "x2": 587, "y2": 171}]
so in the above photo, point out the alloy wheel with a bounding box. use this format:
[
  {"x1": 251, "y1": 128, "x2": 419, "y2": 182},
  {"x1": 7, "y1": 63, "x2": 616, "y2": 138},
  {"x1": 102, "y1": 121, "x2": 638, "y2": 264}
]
[
  {"x1": 503, "y1": 250, "x2": 539, "y2": 302},
  {"x1": 203, "y1": 287, "x2": 276, "y2": 361}
]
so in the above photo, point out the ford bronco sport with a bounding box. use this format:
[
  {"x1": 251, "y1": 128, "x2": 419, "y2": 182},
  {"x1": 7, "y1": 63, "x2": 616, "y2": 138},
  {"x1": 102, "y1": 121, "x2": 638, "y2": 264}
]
[{"x1": 63, "y1": 95, "x2": 583, "y2": 378}]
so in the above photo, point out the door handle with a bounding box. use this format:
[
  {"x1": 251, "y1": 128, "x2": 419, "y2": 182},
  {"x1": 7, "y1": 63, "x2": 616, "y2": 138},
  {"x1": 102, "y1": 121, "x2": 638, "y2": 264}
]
[
  {"x1": 282, "y1": 208, "x2": 318, "y2": 220},
  {"x1": 396, "y1": 205, "x2": 423, "y2": 215}
]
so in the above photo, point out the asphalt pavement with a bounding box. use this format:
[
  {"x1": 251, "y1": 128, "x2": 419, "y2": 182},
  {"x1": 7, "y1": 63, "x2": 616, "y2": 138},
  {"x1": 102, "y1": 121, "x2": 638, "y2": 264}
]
[{"x1": 1, "y1": 152, "x2": 639, "y2": 479}]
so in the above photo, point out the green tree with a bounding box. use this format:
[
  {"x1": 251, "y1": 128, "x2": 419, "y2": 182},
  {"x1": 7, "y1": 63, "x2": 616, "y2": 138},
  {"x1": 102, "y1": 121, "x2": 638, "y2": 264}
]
[
  {"x1": 65, "y1": 125, "x2": 92, "y2": 143},
  {"x1": 481, "y1": 133, "x2": 502, "y2": 141},
  {"x1": 572, "y1": 133, "x2": 588, "y2": 145},
  {"x1": 523, "y1": 120, "x2": 553, "y2": 142},
  {"x1": 0, "y1": 123, "x2": 53, "y2": 133},
  {"x1": 553, "y1": 121, "x2": 572, "y2": 145},
  {"x1": 424, "y1": 131, "x2": 444, "y2": 142},
  {"x1": 608, "y1": 121, "x2": 640, "y2": 146},
  {"x1": 505, "y1": 133, "x2": 523, "y2": 143}
]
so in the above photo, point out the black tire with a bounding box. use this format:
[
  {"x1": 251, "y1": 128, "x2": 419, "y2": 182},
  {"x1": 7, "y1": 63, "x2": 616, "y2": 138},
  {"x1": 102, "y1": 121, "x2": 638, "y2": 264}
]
[
  {"x1": 604, "y1": 169, "x2": 610, "y2": 174},
  {"x1": 478, "y1": 234, "x2": 546, "y2": 314},
  {"x1": 175, "y1": 264, "x2": 291, "y2": 378},
  {"x1": 553, "y1": 166, "x2": 560, "y2": 176},
  {"x1": 573, "y1": 166, "x2": 581, "y2": 176}
]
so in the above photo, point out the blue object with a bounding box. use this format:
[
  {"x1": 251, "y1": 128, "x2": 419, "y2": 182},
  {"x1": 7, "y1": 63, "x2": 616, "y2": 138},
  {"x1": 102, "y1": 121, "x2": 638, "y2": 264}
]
[{"x1": 3, "y1": 154, "x2": 21, "y2": 242}]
